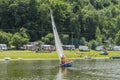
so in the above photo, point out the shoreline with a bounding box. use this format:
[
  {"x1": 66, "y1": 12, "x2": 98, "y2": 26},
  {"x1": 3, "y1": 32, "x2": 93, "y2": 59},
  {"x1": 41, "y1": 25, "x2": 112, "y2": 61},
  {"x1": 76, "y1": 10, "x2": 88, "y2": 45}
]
[
  {"x1": 1, "y1": 50, "x2": 120, "y2": 61},
  {"x1": 0, "y1": 57, "x2": 111, "y2": 61}
]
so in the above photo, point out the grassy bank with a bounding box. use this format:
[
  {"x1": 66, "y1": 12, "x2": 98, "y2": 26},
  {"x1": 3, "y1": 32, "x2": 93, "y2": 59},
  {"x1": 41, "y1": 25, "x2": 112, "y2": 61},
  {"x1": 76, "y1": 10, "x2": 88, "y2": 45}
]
[
  {"x1": 0, "y1": 50, "x2": 120, "y2": 60},
  {"x1": 0, "y1": 50, "x2": 77, "y2": 60}
]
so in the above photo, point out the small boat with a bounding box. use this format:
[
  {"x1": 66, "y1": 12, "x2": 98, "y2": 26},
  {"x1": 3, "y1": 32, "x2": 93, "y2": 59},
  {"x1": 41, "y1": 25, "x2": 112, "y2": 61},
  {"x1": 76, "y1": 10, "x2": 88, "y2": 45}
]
[
  {"x1": 50, "y1": 11, "x2": 73, "y2": 67},
  {"x1": 61, "y1": 61, "x2": 73, "y2": 67}
]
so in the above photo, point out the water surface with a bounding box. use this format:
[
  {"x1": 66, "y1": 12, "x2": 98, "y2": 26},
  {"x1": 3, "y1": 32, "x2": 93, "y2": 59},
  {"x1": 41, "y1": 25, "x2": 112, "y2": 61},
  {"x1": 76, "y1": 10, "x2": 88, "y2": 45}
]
[{"x1": 0, "y1": 59, "x2": 120, "y2": 80}]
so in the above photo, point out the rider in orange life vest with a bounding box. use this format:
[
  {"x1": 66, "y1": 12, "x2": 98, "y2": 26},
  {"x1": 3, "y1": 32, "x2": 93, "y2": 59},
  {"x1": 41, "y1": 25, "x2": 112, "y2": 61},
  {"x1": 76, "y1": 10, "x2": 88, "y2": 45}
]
[
  {"x1": 61, "y1": 55, "x2": 66, "y2": 64},
  {"x1": 61, "y1": 55, "x2": 72, "y2": 64}
]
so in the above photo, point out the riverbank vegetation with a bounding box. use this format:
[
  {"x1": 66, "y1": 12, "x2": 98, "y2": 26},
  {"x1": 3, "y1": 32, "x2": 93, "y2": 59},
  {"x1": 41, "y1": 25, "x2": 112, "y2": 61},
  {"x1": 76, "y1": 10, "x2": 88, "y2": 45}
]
[
  {"x1": 0, "y1": 50, "x2": 120, "y2": 60},
  {"x1": 0, "y1": 0, "x2": 120, "y2": 49}
]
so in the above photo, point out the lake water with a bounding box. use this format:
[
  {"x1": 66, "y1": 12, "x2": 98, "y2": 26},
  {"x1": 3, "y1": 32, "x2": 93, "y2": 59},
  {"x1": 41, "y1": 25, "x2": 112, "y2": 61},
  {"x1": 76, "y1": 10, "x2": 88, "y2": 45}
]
[{"x1": 0, "y1": 59, "x2": 120, "y2": 80}]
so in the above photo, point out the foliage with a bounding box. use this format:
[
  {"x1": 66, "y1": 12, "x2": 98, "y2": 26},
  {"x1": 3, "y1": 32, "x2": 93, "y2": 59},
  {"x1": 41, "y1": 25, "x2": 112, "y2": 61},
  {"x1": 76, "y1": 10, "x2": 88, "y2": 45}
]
[
  {"x1": 0, "y1": 0, "x2": 120, "y2": 46},
  {"x1": 79, "y1": 37, "x2": 87, "y2": 46},
  {"x1": 11, "y1": 28, "x2": 30, "y2": 49},
  {"x1": 41, "y1": 33, "x2": 69, "y2": 45},
  {"x1": 41, "y1": 33, "x2": 54, "y2": 45},
  {"x1": 60, "y1": 34, "x2": 69, "y2": 45},
  {"x1": 0, "y1": 31, "x2": 12, "y2": 46},
  {"x1": 95, "y1": 27, "x2": 102, "y2": 45},
  {"x1": 87, "y1": 40, "x2": 98, "y2": 50},
  {"x1": 115, "y1": 30, "x2": 120, "y2": 45},
  {"x1": 11, "y1": 33, "x2": 29, "y2": 49}
]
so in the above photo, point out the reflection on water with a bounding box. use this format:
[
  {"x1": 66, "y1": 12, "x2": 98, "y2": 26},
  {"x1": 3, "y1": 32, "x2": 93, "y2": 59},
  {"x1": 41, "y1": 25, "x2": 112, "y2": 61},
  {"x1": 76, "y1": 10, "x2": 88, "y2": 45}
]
[
  {"x1": 55, "y1": 68, "x2": 68, "y2": 80},
  {"x1": 0, "y1": 59, "x2": 120, "y2": 80}
]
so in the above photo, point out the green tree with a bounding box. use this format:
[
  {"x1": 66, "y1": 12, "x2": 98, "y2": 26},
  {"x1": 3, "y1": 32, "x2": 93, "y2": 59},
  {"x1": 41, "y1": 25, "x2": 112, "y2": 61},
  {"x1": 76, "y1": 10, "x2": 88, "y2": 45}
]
[
  {"x1": 87, "y1": 40, "x2": 98, "y2": 50},
  {"x1": 60, "y1": 34, "x2": 69, "y2": 45},
  {"x1": 41, "y1": 33, "x2": 54, "y2": 45},
  {"x1": 95, "y1": 27, "x2": 102, "y2": 45},
  {"x1": 11, "y1": 32, "x2": 29, "y2": 49},
  {"x1": 11, "y1": 28, "x2": 29, "y2": 49},
  {"x1": 0, "y1": 31, "x2": 12, "y2": 46},
  {"x1": 19, "y1": 27, "x2": 30, "y2": 39},
  {"x1": 79, "y1": 37, "x2": 87, "y2": 46},
  {"x1": 115, "y1": 30, "x2": 120, "y2": 45}
]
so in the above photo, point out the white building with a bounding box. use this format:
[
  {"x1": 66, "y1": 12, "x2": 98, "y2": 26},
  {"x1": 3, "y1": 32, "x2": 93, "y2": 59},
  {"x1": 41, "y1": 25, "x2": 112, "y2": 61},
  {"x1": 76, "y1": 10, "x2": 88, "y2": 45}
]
[
  {"x1": 95, "y1": 46, "x2": 103, "y2": 51},
  {"x1": 40, "y1": 45, "x2": 56, "y2": 51},
  {"x1": 79, "y1": 46, "x2": 90, "y2": 51},
  {"x1": 62, "y1": 45, "x2": 75, "y2": 50}
]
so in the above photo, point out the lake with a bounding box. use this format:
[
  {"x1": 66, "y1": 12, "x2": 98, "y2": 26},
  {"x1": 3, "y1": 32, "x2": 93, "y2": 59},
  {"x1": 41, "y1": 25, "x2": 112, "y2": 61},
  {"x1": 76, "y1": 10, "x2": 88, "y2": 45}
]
[{"x1": 0, "y1": 59, "x2": 120, "y2": 80}]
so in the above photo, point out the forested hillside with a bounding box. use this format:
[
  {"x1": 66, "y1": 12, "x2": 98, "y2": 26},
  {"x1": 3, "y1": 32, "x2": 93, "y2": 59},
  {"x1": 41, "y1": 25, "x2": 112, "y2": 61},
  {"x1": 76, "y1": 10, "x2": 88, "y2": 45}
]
[{"x1": 0, "y1": 0, "x2": 120, "y2": 48}]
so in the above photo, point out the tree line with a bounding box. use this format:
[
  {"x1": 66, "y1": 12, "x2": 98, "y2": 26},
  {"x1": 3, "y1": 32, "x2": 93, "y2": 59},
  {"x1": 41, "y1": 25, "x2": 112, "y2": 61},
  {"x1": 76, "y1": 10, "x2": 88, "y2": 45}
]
[{"x1": 0, "y1": 0, "x2": 120, "y2": 49}]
